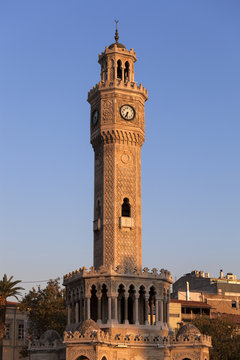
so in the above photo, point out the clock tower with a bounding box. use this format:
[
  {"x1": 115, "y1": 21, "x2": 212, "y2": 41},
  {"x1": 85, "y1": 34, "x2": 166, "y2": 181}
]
[
  {"x1": 63, "y1": 26, "x2": 211, "y2": 360},
  {"x1": 88, "y1": 26, "x2": 148, "y2": 272}
]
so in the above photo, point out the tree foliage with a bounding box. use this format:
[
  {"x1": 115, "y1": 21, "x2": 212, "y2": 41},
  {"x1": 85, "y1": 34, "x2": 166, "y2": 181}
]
[
  {"x1": 193, "y1": 316, "x2": 240, "y2": 360},
  {"x1": 0, "y1": 274, "x2": 24, "y2": 360},
  {"x1": 20, "y1": 278, "x2": 66, "y2": 338}
]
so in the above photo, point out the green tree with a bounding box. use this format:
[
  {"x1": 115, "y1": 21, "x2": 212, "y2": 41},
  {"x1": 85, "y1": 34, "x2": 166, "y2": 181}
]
[
  {"x1": 20, "y1": 278, "x2": 66, "y2": 339},
  {"x1": 193, "y1": 316, "x2": 240, "y2": 360},
  {"x1": 0, "y1": 274, "x2": 24, "y2": 360}
]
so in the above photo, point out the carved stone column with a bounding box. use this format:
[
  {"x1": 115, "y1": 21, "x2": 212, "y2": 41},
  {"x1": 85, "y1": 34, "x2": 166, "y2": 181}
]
[
  {"x1": 144, "y1": 296, "x2": 149, "y2": 325},
  {"x1": 113, "y1": 297, "x2": 118, "y2": 323},
  {"x1": 124, "y1": 297, "x2": 129, "y2": 324},
  {"x1": 75, "y1": 302, "x2": 79, "y2": 323},
  {"x1": 166, "y1": 300, "x2": 169, "y2": 325},
  {"x1": 80, "y1": 298, "x2": 84, "y2": 322},
  {"x1": 86, "y1": 297, "x2": 90, "y2": 320},
  {"x1": 135, "y1": 295, "x2": 139, "y2": 325},
  {"x1": 160, "y1": 300, "x2": 163, "y2": 324},
  {"x1": 67, "y1": 304, "x2": 71, "y2": 326},
  {"x1": 163, "y1": 300, "x2": 167, "y2": 324},
  {"x1": 155, "y1": 299, "x2": 159, "y2": 325},
  {"x1": 97, "y1": 296, "x2": 102, "y2": 324},
  {"x1": 107, "y1": 297, "x2": 112, "y2": 323}
]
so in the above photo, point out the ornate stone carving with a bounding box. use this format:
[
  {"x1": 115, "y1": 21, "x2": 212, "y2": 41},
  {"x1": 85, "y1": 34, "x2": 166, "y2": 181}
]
[{"x1": 102, "y1": 99, "x2": 113, "y2": 124}]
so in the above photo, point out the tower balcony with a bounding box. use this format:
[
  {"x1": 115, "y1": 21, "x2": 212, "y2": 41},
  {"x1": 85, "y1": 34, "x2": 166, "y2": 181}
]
[
  {"x1": 88, "y1": 79, "x2": 148, "y2": 102},
  {"x1": 119, "y1": 216, "x2": 134, "y2": 229}
]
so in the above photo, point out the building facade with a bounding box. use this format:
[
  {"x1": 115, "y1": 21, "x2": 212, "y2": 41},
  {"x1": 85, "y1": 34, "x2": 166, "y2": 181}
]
[
  {"x1": 3, "y1": 301, "x2": 29, "y2": 360},
  {"x1": 173, "y1": 270, "x2": 240, "y2": 315},
  {"x1": 169, "y1": 299, "x2": 212, "y2": 333}
]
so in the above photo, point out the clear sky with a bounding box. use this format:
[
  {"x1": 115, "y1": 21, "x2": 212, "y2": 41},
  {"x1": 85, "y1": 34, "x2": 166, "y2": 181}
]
[{"x1": 1, "y1": 1, "x2": 240, "y2": 297}]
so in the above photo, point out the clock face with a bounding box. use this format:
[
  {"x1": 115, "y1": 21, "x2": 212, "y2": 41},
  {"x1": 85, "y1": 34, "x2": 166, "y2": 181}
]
[
  {"x1": 92, "y1": 109, "x2": 99, "y2": 126},
  {"x1": 120, "y1": 105, "x2": 135, "y2": 121}
]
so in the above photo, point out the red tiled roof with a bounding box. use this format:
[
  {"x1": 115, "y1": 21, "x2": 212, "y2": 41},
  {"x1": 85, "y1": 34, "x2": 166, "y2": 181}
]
[
  {"x1": 212, "y1": 312, "x2": 240, "y2": 325},
  {"x1": 6, "y1": 301, "x2": 19, "y2": 306},
  {"x1": 171, "y1": 299, "x2": 211, "y2": 308}
]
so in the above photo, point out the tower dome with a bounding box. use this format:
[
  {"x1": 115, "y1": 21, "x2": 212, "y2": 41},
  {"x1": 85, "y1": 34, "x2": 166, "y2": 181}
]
[{"x1": 177, "y1": 323, "x2": 201, "y2": 338}]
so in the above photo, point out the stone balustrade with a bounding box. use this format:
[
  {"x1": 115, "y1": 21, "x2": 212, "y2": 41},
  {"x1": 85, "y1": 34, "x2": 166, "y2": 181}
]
[
  {"x1": 63, "y1": 266, "x2": 172, "y2": 283},
  {"x1": 63, "y1": 329, "x2": 211, "y2": 348}
]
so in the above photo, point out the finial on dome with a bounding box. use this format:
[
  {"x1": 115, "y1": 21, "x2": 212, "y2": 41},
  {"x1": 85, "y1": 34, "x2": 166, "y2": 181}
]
[{"x1": 114, "y1": 20, "x2": 119, "y2": 43}]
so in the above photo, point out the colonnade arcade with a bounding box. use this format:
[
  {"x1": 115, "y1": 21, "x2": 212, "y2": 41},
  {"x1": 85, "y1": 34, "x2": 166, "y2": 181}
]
[{"x1": 67, "y1": 283, "x2": 170, "y2": 327}]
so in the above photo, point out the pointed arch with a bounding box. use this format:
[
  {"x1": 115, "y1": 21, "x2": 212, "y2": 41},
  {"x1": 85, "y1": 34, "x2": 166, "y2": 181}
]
[
  {"x1": 117, "y1": 60, "x2": 122, "y2": 79},
  {"x1": 101, "y1": 284, "x2": 108, "y2": 324},
  {"x1": 117, "y1": 284, "x2": 125, "y2": 324},
  {"x1": 128, "y1": 284, "x2": 135, "y2": 324},
  {"x1": 122, "y1": 198, "x2": 131, "y2": 217},
  {"x1": 138, "y1": 285, "x2": 146, "y2": 325},
  {"x1": 90, "y1": 285, "x2": 98, "y2": 321},
  {"x1": 124, "y1": 61, "x2": 129, "y2": 82}
]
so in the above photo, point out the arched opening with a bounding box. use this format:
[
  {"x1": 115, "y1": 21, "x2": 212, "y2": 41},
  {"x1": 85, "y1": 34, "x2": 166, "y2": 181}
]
[
  {"x1": 101, "y1": 357, "x2": 107, "y2": 360},
  {"x1": 117, "y1": 284, "x2": 125, "y2": 324},
  {"x1": 101, "y1": 284, "x2": 108, "y2": 324},
  {"x1": 138, "y1": 285, "x2": 146, "y2": 325},
  {"x1": 90, "y1": 285, "x2": 98, "y2": 322},
  {"x1": 128, "y1": 285, "x2": 135, "y2": 324},
  {"x1": 163, "y1": 289, "x2": 167, "y2": 323},
  {"x1": 124, "y1": 61, "x2": 129, "y2": 82},
  {"x1": 104, "y1": 60, "x2": 108, "y2": 81},
  {"x1": 122, "y1": 198, "x2": 131, "y2": 217},
  {"x1": 77, "y1": 356, "x2": 90, "y2": 360},
  {"x1": 71, "y1": 291, "x2": 75, "y2": 323},
  {"x1": 148, "y1": 286, "x2": 156, "y2": 325},
  {"x1": 76, "y1": 288, "x2": 80, "y2": 322},
  {"x1": 117, "y1": 60, "x2": 122, "y2": 79}
]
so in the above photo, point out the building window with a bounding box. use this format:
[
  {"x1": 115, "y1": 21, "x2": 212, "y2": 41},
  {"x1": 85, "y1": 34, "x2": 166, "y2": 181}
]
[
  {"x1": 124, "y1": 61, "x2": 129, "y2": 82},
  {"x1": 122, "y1": 198, "x2": 131, "y2": 217},
  {"x1": 4, "y1": 324, "x2": 10, "y2": 339},
  {"x1": 232, "y1": 300, "x2": 237, "y2": 309},
  {"x1": 18, "y1": 323, "x2": 24, "y2": 339},
  {"x1": 117, "y1": 60, "x2": 122, "y2": 79}
]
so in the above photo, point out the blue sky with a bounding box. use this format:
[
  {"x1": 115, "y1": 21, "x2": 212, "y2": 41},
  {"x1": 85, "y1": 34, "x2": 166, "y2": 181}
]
[{"x1": 1, "y1": 1, "x2": 240, "y2": 296}]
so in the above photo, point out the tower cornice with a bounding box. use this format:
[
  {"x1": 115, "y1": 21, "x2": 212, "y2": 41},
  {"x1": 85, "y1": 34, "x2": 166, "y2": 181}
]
[
  {"x1": 88, "y1": 79, "x2": 148, "y2": 103},
  {"x1": 91, "y1": 129, "x2": 145, "y2": 148},
  {"x1": 98, "y1": 44, "x2": 137, "y2": 63}
]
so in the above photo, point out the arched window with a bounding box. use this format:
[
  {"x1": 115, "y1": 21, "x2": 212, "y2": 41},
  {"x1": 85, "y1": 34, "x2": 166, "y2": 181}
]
[
  {"x1": 122, "y1": 198, "x2": 131, "y2": 217},
  {"x1": 139, "y1": 285, "x2": 146, "y2": 325},
  {"x1": 148, "y1": 286, "x2": 156, "y2": 325},
  {"x1": 77, "y1": 357, "x2": 89, "y2": 360},
  {"x1": 105, "y1": 60, "x2": 108, "y2": 81},
  {"x1": 128, "y1": 285, "x2": 135, "y2": 324},
  {"x1": 117, "y1": 60, "x2": 122, "y2": 79},
  {"x1": 101, "y1": 284, "x2": 108, "y2": 324},
  {"x1": 117, "y1": 284, "x2": 125, "y2": 324},
  {"x1": 124, "y1": 61, "x2": 129, "y2": 82},
  {"x1": 90, "y1": 285, "x2": 98, "y2": 322}
]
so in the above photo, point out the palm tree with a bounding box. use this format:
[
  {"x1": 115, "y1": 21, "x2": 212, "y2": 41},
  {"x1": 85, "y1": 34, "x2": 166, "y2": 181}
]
[{"x1": 0, "y1": 274, "x2": 24, "y2": 360}]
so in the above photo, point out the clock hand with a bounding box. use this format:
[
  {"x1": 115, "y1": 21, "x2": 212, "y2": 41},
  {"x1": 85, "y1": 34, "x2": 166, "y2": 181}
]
[{"x1": 126, "y1": 112, "x2": 128, "y2": 117}]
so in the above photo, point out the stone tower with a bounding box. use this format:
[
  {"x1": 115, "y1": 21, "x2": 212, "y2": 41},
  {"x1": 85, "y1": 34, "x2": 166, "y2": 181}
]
[
  {"x1": 62, "y1": 27, "x2": 211, "y2": 360},
  {"x1": 88, "y1": 28, "x2": 147, "y2": 272}
]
